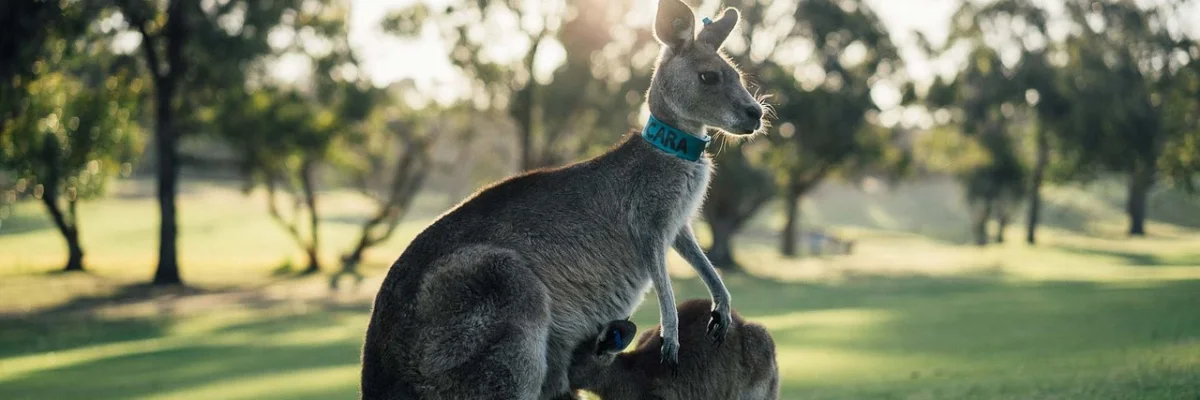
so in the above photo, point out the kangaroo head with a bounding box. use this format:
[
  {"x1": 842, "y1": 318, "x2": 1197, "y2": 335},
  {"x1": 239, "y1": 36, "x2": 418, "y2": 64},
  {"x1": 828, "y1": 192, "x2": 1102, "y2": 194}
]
[{"x1": 648, "y1": 0, "x2": 764, "y2": 137}]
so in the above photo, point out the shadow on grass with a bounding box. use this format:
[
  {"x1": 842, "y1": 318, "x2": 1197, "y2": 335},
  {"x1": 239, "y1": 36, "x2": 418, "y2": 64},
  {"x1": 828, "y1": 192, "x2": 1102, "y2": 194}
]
[
  {"x1": 0, "y1": 280, "x2": 369, "y2": 360},
  {"x1": 1, "y1": 309, "x2": 365, "y2": 400},
  {"x1": 0, "y1": 283, "x2": 213, "y2": 359},
  {"x1": 0, "y1": 312, "x2": 169, "y2": 360},
  {"x1": 1053, "y1": 245, "x2": 1200, "y2": 266},
  {"x1": 0, "y1": 211, "x2": 54, "y2": 236}
]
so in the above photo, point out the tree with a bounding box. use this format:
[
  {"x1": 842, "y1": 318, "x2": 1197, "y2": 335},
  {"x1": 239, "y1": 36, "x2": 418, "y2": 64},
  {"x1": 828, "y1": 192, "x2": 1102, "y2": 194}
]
[
  {"x1": 218, "y1": 91, "x2": 327, "y2": 274},
  {"x1": 384, "y1": 0, "x2": 652, "y2": 170},
  {"x1": 938, "y1": 0, "x2": 1077, "y2": 245},
  {"x1": 216, "y1": 1, "x2": 378, "y2": 274},
  {"x1": 333, "y1": 108, "x2": 447, "y2": 287},
  {"x1": 1021, "y1": 55, "x2": 1072, "y2": 244},
  {"x1": 1055, "y1": 0, "x2": 1199, "y2": 236},
  {"x1": 924, "y1": 43, "x2": 1031, "y2": 246},
  {"x1": 965, "y1": 131, "x2": 1027, "y2": 245},
  {"x1": 718, "y1": 0, "x2": 903, "y2": 257},
  {"x1": 1157, "y1": 59, "x2": 1200, "y2": 192},
  {"x1": 0, "y1": 64, "x2": 143, "y2": 272},
  {"x1": 118, "y1": 0, "x2": 191, "y2": 285},
  {"x1": 221, "y1": 79, "x2": 374, "y2": 274},
  {"x1": 117, "y1": 0, "x2": 318, "y2": 283},
  {"x1": 1, "y1": 3, "x2": 144, "y2": 272},
  {"x1": 702, "y1": 140, "x2": 775, "y2": 270}
]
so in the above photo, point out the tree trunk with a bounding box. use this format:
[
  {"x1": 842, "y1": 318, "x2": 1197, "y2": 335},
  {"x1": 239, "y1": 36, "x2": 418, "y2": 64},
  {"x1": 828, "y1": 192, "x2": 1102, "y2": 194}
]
[
  {"x1": 40, "y1": 184, "x2": 85, "y2": 272},
  {"x1": 330, "y1": 246, "x2": 366, "y2": 290},
  {"x1": 1025, "y1": 127, "x2": 1047, "y2": 245},
  {"x1": 149, "y1": 0, "x2": 190, "y2": 286},
  {"x1": 64, "y1": 197, "x2": 84, "y2": 272},
  {"x1": 706, "y1": 220, "x2": 740, "y2": 272},
  {"x1": 1127, "y1": 163, "x2": 1152, "y2": 237},
  {"x1": 780, "y1": 184, "x2": 801, "y2": 258},
  {"x1": 516, "y1": 86, "x2": 534, "y2": 171},
  {"x1": 514, "y1": 37, "x2": 543, "y2": 171},
  {"x1": 973, "y1": 199, "x2": 992, "y2": 246},
  {"x1": 65, "y1": 235, "x2": 84, "y2": 272},
  {"x1": 151, "y1": 76, "x2": 182, "y2": 285},
  {"x1": 300, "y1": 159, "x2": 321, "y2": 274},
  {"x1": 995, "y1": 212, "x2": 1008, "y2": 244},
  {"x1": 342, "y1": 244, "x2": 367, "y2": 273}
]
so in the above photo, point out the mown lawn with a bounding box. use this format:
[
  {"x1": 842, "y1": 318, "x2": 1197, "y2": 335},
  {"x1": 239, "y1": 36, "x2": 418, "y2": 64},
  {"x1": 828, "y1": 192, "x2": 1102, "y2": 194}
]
[{"x1": 2, "y1": 179, "x2": 1199, "y2": 399}]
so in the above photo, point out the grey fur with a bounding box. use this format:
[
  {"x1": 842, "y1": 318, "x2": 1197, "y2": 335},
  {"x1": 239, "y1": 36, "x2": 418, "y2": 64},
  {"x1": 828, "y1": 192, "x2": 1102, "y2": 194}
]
[
  {"x1": 564, "y1": 300, "x2": 780, "y2": 400},
  {"x1": 360, "y1": 0, "x2": 764, "y2": 398}
]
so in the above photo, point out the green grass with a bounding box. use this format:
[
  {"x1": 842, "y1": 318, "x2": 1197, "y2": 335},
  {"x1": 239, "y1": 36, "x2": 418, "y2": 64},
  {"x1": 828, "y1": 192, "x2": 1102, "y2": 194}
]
[{"x1": 2, "y1": 178, "x2": 1200, "y2": 399}]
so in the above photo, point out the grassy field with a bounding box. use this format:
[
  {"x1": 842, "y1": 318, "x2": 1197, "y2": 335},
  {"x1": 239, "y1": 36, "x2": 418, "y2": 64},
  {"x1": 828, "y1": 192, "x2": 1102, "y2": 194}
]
[{"x1": 2, "y1": 178, "x2": 1199, "y2": 399}]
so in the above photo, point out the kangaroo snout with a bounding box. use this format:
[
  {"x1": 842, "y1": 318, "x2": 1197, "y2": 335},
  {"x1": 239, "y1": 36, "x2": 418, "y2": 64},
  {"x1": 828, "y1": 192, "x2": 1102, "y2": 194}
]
[
  {"x1": 744, "y1": 104, "x2": 764, "y2": 122},
  {"x1": 730, "y1": 103, "x2": 764, "y2": 135}
]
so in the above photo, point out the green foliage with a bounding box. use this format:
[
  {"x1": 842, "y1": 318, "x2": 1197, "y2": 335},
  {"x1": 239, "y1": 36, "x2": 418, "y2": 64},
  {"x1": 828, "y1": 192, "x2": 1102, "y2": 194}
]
[
  {"x1": 915, "y1": 126, "x2": 990, "y2": 176},
  {"x1": 741, "y1": 0, "x2": 904, "y2": 194},
  {"x1": 141, "y1": 0, "x2": 315, "y2": 137},
  {"x1": 199, "y1": 0, "x2": 380, "y2": 273},
  {"x1": 0, "y1": 72, "x2": 144, "y2": 202},
  {"x1": 1050, "y1": 0, "x2": 1198, "y2": 178},
  {"x1": 218, "y1": 89, "x2": 340, "y2": 182},
  {"x1": 924, "y1": 48, "x2": 1029, "y2": 208},
  {"x1": 1157, "y1": 60, "x2": 1200, "y2": 192},
  {"x1": 0, "y1": 11, "x2": 145, "y2": 241},
  {"x1": 213, "y1": 0, "x2": 380, "y2": 191},
  {"x1": 0, "y1": 0, "x2": 101, "y2": 133},
  {"x1": 384, "y1": 0, "x2": 654, "y2": 169}
]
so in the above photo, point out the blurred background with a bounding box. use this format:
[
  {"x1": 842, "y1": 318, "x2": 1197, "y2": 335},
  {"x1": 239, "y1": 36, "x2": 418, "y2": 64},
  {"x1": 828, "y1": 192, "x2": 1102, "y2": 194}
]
[{"x1": 2, "y1": 0, "x2": 1200, "y2": 398}]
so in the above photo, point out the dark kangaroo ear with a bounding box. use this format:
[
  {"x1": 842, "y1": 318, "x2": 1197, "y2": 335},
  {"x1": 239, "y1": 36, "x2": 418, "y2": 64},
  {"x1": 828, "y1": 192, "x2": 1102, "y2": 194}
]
[
  {"x1": 697, "y1": 7, "x2": 738, "y2": 49},
  {"x1": 654, "y1": 0, "x2": 695, "y2": 49},
  {"x1": 595, "y1": 320, "x2": 637, "y2": 355}
]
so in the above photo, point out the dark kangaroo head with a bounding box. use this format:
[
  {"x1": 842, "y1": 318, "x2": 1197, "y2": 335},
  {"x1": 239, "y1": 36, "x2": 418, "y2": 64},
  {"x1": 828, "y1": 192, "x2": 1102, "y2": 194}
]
[
  {"x1": 647, "y1": 0, "x2": 765, "y2": 137},
  {"x1": 568, "y1": 300, "x2": 779, "y2": 400}
]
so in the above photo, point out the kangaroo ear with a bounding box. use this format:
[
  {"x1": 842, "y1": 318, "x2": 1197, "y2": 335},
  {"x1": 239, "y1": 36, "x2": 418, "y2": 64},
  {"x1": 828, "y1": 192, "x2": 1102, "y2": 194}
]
[
  {"x1": 595, "y1": 320, "x2": 637, "y2": 355},
  {"x1": 654, "y1": 0, "x2": 695, "y2": 49},
  {"x1": 697, "y1": 7, "x2": 738, "y2": 49}
]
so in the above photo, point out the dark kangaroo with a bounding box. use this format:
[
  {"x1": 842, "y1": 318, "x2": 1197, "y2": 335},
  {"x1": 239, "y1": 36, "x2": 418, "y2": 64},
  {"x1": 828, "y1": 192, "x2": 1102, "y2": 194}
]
[
  {"x1": 361, "y1": 0, "x2": 765, "y2": 398},
  {"x1": 565, "y1": 300, "x2": 779, "y2": 400}
]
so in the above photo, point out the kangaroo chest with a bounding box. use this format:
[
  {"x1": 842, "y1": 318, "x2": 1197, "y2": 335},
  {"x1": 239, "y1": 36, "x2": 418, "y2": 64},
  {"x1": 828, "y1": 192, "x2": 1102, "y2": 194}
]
[{"x1": 541, "y1": 157, "x2": 712, "y2": 340}]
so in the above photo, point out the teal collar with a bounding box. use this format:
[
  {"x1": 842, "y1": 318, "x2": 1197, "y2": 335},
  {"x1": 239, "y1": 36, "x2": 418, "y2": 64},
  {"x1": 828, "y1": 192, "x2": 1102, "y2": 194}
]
[{"x1": 641, "y1": 115, "x2": 710, "y2": 162}]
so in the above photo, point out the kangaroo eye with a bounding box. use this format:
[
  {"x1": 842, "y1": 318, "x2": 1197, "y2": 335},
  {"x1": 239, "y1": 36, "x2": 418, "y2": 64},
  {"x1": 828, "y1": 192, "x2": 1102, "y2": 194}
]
[{"x1": 699, "y1": 71, "x2": 719, "y2": 85}]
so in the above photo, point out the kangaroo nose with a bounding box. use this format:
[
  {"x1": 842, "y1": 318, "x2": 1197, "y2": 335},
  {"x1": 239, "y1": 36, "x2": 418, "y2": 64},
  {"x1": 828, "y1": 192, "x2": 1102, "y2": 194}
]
[{"x1": 745, "y1": 105, "x2": 763, "y2": 121}]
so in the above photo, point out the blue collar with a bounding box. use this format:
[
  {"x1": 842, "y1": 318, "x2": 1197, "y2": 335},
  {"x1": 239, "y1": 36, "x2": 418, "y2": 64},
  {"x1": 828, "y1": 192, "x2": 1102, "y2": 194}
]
[{"x1": 641, "y1": 115, "x2": 710, "y2": 162}]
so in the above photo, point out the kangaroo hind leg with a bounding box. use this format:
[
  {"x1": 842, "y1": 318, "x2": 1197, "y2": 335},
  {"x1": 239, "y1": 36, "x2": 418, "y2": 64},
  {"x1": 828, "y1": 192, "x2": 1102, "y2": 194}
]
[{"x1": 415, "y1": 246, "x2": 551, "y2": 400}]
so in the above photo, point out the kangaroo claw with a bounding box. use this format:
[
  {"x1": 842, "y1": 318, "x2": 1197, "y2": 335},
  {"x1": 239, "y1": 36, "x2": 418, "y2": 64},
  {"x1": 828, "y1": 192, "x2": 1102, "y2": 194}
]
[
  {"x1": 707, "y1": 309, "x2": 731, "y2": 346},
  {"x1": 660, "y1": 336, "x2": 680, "y2": 376}
]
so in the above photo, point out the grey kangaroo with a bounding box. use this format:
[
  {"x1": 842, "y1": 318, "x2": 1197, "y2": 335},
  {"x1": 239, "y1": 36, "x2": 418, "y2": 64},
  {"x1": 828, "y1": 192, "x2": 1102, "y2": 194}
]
[
  {"x1": 564, "y1": 300, "x2": 779, "y2": 400},
  {"x1": 361, "y1": 0, "x2": 765, "y2": 398}
]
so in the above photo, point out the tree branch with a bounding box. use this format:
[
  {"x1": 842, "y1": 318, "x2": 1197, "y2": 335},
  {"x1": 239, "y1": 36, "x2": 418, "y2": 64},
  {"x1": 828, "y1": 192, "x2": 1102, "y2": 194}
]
[
  {"x1": 264, "y1": 178, "x2": 306, "y2": 248},
  {"x1": 40, "y1": 184, "x2": 75, "y2": 242},
  {"x1": 118, "y1": 0, "x2": 164, "y2": 80},
  {"x1": 794, "y1": 160, "x2": 838, "y2": 196},
  {"x1": 735, "y1": 190, "x2": 776, "y2": 223},
  {"x1": 359, "y1": 138, "x2": 432, "y2": 248}
]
